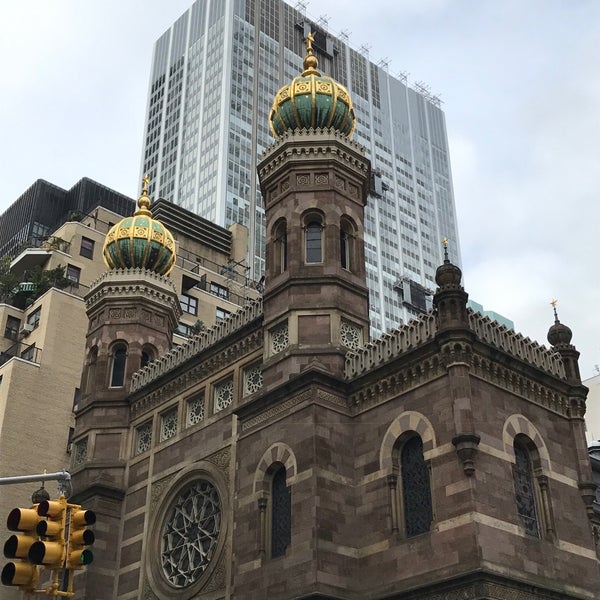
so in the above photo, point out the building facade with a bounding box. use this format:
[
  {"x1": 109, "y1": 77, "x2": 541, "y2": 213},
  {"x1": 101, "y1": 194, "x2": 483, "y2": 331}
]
[
  {"x1": 140, "y1": 0, "x2": 461, "y2": 337},
  {"x1": 60, "y1": 43, "x2": 600, "y2": 600},
  {"x1": 0, "y1": 191, "x2": 259, "y2": 600}
]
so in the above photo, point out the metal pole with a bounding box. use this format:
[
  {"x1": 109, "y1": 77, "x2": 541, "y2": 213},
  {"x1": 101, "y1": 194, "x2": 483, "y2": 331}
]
[{"x1": 0, "y1": 470, "x2": 71, "y2": 495}]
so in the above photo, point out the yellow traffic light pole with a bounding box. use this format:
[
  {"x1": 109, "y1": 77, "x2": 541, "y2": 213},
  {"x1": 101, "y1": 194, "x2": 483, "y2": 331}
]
[{"x1": 1, "y1": 471, "x2": 95, "y2": 597}]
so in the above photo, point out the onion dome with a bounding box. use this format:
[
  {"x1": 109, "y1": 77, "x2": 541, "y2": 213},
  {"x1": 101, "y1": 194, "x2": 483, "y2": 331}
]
[
  {"x1": 269, "y1": 32, "x2": 355, "y2": 138},
  {"x1": 103, "y1": 176, "x2": 176, "y2": 276},
  {"x1": 547, "y1": 300, "x2": 573, "y2": 346},
  {"x1": 435, "y1": 238, "x2": 462, "y2": 288}
]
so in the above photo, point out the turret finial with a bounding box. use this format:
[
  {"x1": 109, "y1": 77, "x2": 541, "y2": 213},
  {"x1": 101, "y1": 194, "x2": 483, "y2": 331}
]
[
  {"x1": 302, "y1": 31, "x2": 320, "y2": 75},
  {"x1": 550, "y1": 299, "x2": 559, "y2": 322},
  {"x1": 442, "y1": 237, "x2": 449, "y2": 263},
  {"x1": 136, "y1": 174, "x2": 152, "y2": 216}
]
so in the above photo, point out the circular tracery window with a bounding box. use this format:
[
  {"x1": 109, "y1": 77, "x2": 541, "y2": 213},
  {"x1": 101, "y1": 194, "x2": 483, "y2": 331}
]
[{"x1": 161, "y1": 479, "x2": 221, "y2": 588}]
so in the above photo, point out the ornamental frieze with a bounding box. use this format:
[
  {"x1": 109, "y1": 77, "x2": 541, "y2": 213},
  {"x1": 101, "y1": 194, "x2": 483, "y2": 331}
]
[
  {"x1": 241, "y1": 389, "x2": 313, "y2": 431},
  {"x1": 350, "y1": 355, "x2": 445, "y2": 414}
]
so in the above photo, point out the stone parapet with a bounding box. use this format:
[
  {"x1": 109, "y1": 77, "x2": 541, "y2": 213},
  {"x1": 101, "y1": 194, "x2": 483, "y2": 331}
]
[{"x1": 130, "y1": 298, "x2": 263, "y2": 392}]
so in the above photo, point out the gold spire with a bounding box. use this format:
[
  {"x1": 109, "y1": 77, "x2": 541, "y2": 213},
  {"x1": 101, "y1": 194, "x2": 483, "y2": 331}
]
[
  {"x1": 551, "y1": 299, "x2": 559, "y2": 321},
  {"x1": 136, "y1": 174, "x2": 152, "y2": 216},
  {"x1": 302, "y1": 32, "x2": 320, "y2": 76}
]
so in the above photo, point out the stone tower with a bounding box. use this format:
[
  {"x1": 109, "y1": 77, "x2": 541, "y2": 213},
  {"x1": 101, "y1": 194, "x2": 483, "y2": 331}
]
[
  {"x1": 70, "y1": 182, "x2": 180, "y2": 598},
  {"x1": 259, "y1": 35, "x2": 371, "y2": 387}
]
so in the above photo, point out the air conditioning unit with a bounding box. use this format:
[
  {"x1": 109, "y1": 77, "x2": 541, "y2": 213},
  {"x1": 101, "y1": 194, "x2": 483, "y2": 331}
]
[{"x1": 19, "y1": 323, "x2": 34, "y2": 336}]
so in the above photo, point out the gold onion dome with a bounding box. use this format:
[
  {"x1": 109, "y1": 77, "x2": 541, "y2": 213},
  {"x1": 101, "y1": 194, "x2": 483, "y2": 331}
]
[
  {"x1": 103, "y1": 175, "x2": 176, "y2": 276},
  {"x1": 269, "y1": 32, "x2": 355, "y2": 138}
]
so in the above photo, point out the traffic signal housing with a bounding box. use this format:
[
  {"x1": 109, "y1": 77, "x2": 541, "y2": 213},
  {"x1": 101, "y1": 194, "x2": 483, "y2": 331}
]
[
  {"x1": 67, "y1": 507, "x2": 96, "y2": 569},
  {"x1": 29, "y1": 497, "x2": 67, "y2": 569},
  {"x1": 1, "y1": 506, "x2": 41, "y2": 591}
]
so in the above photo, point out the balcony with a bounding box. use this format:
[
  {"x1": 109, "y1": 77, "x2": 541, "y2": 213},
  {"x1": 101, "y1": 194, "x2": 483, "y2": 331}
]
[{"x1": 0, "y1": 341, "x2": 41, "y2": 367}]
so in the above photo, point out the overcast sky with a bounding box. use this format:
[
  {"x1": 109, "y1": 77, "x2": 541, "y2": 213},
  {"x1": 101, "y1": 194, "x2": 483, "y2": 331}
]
[{"x1": 1, "y1": 1, "x2": 599, "y2": 379}]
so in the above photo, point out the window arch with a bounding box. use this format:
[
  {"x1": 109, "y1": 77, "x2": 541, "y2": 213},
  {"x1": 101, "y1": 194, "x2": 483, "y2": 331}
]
[
  {"x1": 340, "y1": 217, "x2": 355, "y2": 271},
  {"x1": 304, "y1": 217, "x2": 323, "y2": 264},
  {"x1": 270, "y1": 464, "x2": 291, "y2": 558},
  {"x1": 273, "y1": 219, "x2": 287, "y2": 274},
  {"x1": 392, "y1": 434, "x2": 433, "y2": 537},
  {"x1": 109, "y1": 343, "x2": 127, "y2": 387},
  {"x1": 513, "y1": 435, "x2": 541, "y2": 537}
]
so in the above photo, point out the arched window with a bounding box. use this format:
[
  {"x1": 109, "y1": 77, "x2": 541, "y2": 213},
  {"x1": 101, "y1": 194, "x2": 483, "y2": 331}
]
[
  {"x1": 271, "y1": 465, "x2": 291, "y2": 558},
  {"x1": 513, "y1": 437, "x2": 540, "y2": 537},
  {"x1": 273, "y1": 220, "x2": 287, "y2": 273},
  {"x1": 305, "y1": 221, "x2": 323, "y2": 263},
  {"x1": 141, "y1": 345, "x2": 156, "y2": 369},
  {"x1": 340, "y1": 218, "x2": 355, "y2": 270},
  {"x1": 397, "y1": 435, "x2": 433, "y2": 537},
  {"x1": 85, "y1": 346, "x2": 98, "y2": 395},
  {"x1": 110, "y1": 343, "x2": 127, "y2": 387}
]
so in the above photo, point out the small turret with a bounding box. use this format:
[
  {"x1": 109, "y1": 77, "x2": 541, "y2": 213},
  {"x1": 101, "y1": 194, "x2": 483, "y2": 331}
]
[
  {"x1": 433, "y1": 238, "x2": 469, "y2": 331},
  {"x1": 547, "y1": 300, "x2": 581, "y2": 384}
]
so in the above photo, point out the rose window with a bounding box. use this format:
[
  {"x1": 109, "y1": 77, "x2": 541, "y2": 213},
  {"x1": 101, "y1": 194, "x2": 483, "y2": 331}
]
[{"x1": 161, "y1": 480, "x2": 221, "y2": 588}]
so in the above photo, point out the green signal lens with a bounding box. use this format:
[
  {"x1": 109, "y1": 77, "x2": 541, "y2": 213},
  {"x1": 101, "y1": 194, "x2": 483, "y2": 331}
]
[{"x1": 80, "y1": 550, "x2": 93, "y2": 566}]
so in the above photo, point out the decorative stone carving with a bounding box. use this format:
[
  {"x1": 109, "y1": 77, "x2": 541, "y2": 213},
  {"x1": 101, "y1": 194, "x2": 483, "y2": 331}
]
[
  {"x1": 296, "y1": 174, "x2": 310, "y2": 186},
  {"x1": 241, "y1": 389, "x2": 313, "y2": 431},
  {"x1": 206, "y1": 446, "x2": 232, "y2": 478},
  {"x1": 150, "y1": 473, "x2": 176, "y2": 516},
  {"x1": 142, "y1": 580, "x2": 159, "y2": 600},
  {"x1": 315, "y1": 173, "x2": 329, "y2": 185},
  {"x1": 452, "y1": 433, "x2": 481, "y2": 476}
]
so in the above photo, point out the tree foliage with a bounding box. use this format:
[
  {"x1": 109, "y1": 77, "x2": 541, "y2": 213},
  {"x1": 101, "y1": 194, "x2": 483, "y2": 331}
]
[{"x1": 0, "y1": 259, "x2": 71, "y2": 309}]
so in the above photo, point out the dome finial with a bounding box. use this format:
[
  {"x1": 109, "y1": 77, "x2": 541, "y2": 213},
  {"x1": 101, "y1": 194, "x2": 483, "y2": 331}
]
[
  {"x1": 302, "y1": 31, "x2": 320, "y2": 75},
  {"x1": 547, "y1": 298, "x2": 573, "y2": 346},
  {"x1": 442, "y1": 237, "x2": 450, "y2": 263},
  {"x1": 551, "y1": 298, "x2": 559, "y2": 322},
  {"x1": 136, "y1": 174, "x2": 152, "y2": 217}
]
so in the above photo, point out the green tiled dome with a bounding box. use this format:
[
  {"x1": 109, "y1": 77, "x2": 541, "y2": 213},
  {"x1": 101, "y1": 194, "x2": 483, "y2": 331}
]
[
  {"x1": 269, "y1": 34, "x2": 355, "y2": 138},
  {"x1": 103, "y1": 179, "x2": 176, "y2": 276}
]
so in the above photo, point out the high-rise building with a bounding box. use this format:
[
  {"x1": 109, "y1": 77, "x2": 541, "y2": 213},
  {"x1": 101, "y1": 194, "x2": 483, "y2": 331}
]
[
  {"x1": 0, "y1": 178, "x2": 136, "y2": 259},
  {"x1": 140, "y1": 0, "x2": 460, "y2": 337}
]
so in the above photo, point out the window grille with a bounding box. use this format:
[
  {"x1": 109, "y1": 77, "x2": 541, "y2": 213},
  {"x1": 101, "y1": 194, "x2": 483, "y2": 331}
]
[
  {"x1": 135, "y1": 422, "x2": 153, "y2": 455},
  {"x1": 513, "y1": 441, "x2": 540, "y2": 537},
  {"x1": 340, "y1": 320, "x2": 362, "y2": 350},
  {"x1": 271, "y1": 467, "x2": 291, "y2": 558},
  {"x1": 243, "y1": 364, "x2": 263, "y2": 396},
  {"x1": 401, "y1": 436, "x2": 433, "y2": 537},
  {"x1": 214, "y1": 378, "x2": 233, "y2": 412},
  {"x1": 270, "y1": 321, "x2": 289, "y2": 354},
  {"x1": 73, "y1": 438, "x2": 88, "y2": 467},
  {"x1": 160, "y1": 409, "x2": 178, "y2": 441},
  {"x1": 186, "y1": 393, "x2": 205, "y2": 426}
]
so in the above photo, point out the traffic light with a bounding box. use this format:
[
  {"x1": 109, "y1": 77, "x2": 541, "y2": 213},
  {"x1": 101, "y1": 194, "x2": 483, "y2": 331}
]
[
  {"x1": 67, "y1": 507, "x2": 95, "y2": 569},
  {"x1": 1, "y1": 505, "x2": 41, "y2": 591},
  {"x1": 29, "y1": 497, "x2": 67, "y2": 569}
]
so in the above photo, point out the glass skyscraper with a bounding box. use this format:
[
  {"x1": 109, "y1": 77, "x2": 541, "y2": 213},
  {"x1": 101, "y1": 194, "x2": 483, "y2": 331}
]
[{"x1": 140, "y1": 0, "x2": 461, "y2": 336}]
